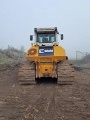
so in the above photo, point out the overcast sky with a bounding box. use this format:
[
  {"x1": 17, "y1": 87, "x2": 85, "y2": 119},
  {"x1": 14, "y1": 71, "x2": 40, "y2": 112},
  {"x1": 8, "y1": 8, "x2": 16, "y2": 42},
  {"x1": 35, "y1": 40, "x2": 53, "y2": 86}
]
[{"x1": 0, "y1": 0, "x2": 90, "y2": 58}]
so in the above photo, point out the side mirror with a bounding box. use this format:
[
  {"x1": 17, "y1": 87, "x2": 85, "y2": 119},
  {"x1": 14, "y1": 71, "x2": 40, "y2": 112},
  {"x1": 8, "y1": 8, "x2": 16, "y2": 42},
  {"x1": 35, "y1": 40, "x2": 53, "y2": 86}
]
[
  {"x1": 61, "y1": 34, "x2": 63, "y2": 40},
  {"x1": 30, "y1": 35, "x2": 33, "y2": 41}
]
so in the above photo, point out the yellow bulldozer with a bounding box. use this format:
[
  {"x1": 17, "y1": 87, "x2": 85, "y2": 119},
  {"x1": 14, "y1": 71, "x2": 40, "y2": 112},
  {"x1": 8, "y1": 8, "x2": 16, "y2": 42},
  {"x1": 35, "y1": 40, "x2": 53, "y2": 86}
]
[{"x1": 18, "y1": 27, "x2": 75, "y2": 84}]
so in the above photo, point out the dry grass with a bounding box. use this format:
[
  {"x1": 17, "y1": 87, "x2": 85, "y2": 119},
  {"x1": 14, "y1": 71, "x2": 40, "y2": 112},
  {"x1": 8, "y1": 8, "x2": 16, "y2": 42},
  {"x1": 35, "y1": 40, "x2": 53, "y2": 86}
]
[{"x1": 0, "y1": 46, "x2": 26, "y2": 69}]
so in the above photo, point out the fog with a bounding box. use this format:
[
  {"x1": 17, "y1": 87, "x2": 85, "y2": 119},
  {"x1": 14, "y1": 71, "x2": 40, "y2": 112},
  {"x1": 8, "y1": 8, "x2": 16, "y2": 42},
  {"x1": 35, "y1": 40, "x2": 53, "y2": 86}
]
[{"x1": 0, "y1": 0, "x2": 90, "y2": 58}]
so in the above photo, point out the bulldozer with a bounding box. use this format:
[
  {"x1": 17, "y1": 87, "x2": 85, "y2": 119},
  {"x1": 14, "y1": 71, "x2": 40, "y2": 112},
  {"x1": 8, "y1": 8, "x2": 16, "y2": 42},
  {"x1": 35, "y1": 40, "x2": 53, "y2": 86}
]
[{"x1": 18, "y1": 27, "x2": 75, "y2": 84}]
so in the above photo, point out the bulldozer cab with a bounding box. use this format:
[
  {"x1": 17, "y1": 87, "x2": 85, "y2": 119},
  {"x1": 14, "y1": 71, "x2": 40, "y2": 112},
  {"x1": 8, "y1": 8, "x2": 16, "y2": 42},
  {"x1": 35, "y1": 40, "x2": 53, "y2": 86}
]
[{"x1": 30, "y1": 27, "x2": 63, "y2": 46}]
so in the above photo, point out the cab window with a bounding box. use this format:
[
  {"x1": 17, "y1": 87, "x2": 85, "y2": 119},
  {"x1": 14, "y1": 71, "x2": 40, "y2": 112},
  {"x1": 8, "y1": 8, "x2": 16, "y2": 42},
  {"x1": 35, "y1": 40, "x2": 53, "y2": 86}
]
[{"x1": 37, "y1": 33, "x2": 55, "y2": 43}]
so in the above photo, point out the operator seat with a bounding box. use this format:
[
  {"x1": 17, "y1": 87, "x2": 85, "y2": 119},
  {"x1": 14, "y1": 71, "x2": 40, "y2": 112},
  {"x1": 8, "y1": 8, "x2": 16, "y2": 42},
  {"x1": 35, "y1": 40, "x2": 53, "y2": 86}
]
[{"x1": 42, "y1": 38, "x2": 49, "y2": 43}]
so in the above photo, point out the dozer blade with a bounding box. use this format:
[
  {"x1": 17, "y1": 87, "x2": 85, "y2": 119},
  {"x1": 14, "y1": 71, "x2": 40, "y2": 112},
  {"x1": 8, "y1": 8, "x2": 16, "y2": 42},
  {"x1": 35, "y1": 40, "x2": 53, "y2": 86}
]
[
  {"x1": 18, "y1": 61, "x2": 36, "y2": 85},
  {"x1": 57, "y1": 60, "x2": 75, "y2": 85}
]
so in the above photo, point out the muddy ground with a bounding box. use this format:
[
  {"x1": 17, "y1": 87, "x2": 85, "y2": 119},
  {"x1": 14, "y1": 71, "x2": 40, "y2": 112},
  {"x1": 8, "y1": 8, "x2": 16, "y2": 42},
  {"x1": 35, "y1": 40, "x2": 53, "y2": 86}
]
[{"x1": 0, "y1": 66, "x2": 90, "y2": 120}]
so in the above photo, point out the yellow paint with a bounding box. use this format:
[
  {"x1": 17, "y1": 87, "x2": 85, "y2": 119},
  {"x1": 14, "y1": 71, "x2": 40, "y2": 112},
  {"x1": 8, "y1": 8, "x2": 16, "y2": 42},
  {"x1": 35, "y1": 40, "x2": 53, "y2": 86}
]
[{"x1": 26, "y1": 45, "x2": 66, "y2": 78}]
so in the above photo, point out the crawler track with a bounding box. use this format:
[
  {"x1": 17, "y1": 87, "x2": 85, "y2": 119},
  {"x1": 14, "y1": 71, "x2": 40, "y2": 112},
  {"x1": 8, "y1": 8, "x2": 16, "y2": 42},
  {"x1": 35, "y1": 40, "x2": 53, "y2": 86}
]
[
  {"x1": 18, "y1": 60, "x2": 75, "y2": 85},
  {"x1": 57, "y1": 60, "x2": 75, "y2": 84},
  {"x1": 18, "y1": 61, "x2": 36, "y2": 84}
]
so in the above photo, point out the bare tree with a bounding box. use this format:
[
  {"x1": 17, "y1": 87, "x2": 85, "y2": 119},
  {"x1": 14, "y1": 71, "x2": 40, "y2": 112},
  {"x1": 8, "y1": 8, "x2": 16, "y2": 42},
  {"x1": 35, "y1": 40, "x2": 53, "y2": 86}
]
[{"x1": 20, "y1": 45, "x2": 25, "y2": 52}]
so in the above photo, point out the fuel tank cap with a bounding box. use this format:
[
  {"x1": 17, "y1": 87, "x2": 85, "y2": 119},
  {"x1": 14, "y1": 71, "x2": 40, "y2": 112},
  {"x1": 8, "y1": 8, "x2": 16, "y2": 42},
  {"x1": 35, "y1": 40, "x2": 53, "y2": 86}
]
[{"x1": 28, "y1": 48, "x2": 37, "y2": 55}]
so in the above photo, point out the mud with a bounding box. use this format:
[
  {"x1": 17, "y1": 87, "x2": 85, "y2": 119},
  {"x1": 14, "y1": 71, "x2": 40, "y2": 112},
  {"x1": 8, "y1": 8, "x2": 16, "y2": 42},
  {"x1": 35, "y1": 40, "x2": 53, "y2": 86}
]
[{"x1": 0, "y1": 67, "x2": 90, "y2": 120}]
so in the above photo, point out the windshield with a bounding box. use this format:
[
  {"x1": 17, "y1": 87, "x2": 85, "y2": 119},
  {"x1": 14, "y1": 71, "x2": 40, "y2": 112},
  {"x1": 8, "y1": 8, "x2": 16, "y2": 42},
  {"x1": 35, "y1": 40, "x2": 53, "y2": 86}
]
[{"x1": 37, "y1": 33, "x2": 55, "y2": 43}]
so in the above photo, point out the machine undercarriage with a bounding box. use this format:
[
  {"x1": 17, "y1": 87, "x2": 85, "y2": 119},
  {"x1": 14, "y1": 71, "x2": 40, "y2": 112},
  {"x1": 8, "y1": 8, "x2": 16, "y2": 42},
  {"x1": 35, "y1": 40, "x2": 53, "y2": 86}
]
[{"x1": 18, "y1": 60, "x2": 74, "y2": 85}]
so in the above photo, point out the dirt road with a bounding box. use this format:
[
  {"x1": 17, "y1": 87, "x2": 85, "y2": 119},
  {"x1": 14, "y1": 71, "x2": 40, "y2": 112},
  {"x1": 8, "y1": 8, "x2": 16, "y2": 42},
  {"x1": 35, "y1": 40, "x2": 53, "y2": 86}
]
[{"x1": 0, "y1": 67, "x2": 90, "y2": 120}]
